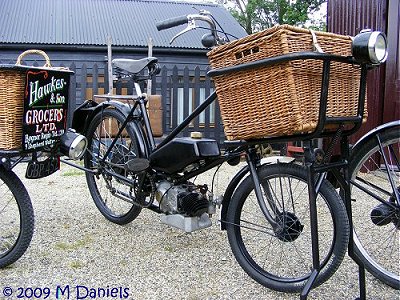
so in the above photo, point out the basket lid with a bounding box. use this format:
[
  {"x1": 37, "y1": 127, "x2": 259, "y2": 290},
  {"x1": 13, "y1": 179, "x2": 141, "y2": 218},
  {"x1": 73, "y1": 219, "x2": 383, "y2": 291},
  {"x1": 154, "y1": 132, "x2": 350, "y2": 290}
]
[{"x1": 207, "y1": 24, "x2": 353, "y2": 59}]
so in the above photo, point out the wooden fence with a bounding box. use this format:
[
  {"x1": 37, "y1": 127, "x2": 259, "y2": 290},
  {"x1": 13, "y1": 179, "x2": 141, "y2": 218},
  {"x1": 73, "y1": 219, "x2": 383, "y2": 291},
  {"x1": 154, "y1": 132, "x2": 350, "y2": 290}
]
[{"x1": 71, "y1": 62, "x2": 225, "y2": 143}]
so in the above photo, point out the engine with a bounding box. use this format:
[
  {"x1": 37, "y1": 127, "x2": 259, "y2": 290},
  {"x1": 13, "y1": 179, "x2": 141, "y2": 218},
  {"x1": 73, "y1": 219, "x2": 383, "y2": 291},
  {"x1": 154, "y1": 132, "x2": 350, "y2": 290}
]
[{"x1": 155, "y1": 181, "x2": 209, "y2": 217}]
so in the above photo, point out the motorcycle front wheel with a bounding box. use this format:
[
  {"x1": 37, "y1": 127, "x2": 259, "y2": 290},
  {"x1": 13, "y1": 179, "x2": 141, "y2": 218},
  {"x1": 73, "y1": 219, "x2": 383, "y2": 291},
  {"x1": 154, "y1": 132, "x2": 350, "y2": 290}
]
[{"x1": 226, "y1": 163, "x2": 349, "y2": 292}]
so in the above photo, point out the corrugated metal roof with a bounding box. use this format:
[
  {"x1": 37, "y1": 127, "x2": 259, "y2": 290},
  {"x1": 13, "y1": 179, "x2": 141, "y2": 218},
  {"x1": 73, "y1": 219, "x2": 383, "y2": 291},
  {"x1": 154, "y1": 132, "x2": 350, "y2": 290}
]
[{"x1": 0, "y1": 0, "x2": 247, "y2": 49}]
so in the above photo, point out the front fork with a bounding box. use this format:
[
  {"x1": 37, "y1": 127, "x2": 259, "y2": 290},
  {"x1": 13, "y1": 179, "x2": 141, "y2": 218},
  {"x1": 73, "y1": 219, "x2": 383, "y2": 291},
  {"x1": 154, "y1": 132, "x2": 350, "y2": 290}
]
[{"x1": 245, "y1": 147, "x2": 279, "y2": 230}]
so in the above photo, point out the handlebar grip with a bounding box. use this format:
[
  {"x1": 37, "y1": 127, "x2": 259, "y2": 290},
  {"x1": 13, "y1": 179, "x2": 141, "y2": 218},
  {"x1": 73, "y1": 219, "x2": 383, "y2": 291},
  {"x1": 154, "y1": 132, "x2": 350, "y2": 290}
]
[{"x1": 156, "y1": 15, "x2": 188, "y2": 31}]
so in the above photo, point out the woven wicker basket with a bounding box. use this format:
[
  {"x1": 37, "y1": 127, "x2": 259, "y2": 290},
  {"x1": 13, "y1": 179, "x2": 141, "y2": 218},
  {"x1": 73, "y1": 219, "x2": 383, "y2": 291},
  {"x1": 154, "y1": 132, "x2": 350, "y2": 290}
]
[
  {"x1": 207, "y1": 25, "x2": 366, "y2": 140},
  {"x1": 0, "y1": 50, "x2": 52, "y2": 150}
]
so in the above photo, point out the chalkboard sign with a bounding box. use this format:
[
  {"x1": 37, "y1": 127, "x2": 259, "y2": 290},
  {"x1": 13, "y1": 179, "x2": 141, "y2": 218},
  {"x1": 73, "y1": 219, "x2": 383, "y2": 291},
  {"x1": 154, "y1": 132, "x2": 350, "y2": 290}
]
[{"x1": 22, "y1": 69, "x2": 70, "y2": 151}]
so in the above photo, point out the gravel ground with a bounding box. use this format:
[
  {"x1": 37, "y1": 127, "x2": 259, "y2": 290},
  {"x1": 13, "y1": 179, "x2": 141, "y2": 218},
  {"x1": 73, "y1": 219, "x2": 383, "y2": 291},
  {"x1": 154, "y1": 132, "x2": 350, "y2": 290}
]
[{"x1": 1, "y1": 162, "x2": 398, "y2": 300}]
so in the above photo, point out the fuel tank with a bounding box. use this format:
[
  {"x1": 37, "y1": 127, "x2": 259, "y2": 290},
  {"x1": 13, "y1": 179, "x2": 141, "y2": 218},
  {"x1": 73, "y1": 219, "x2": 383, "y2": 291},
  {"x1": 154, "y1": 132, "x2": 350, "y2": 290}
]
[{"x1": 150, "y1": 137, "x2": 220, "y2": 174}]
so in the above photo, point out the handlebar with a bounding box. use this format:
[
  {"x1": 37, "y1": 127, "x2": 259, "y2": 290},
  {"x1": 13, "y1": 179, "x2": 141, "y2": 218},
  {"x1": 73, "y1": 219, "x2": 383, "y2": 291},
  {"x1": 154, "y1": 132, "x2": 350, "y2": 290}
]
[
  {"x1": 156, "y1": 12, "x2": 224, "y2": 46},
  {"x1": 156, "y1": 15, "x2": 188, "y2": 31}
]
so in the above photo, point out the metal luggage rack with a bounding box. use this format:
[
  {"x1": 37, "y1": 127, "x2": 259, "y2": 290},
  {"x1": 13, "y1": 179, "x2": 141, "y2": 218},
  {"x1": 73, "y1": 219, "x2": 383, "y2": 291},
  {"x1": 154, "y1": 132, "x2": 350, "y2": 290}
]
[{"x1": 208, "y1": 51, "x2": 370, "y2": 300}]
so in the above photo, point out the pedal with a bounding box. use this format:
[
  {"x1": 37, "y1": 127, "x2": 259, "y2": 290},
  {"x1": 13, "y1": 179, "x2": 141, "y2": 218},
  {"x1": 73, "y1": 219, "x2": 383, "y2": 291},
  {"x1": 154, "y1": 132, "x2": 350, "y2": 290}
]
[{"x1": 125, "y1": 158, "x2": 150, "y2": 172}]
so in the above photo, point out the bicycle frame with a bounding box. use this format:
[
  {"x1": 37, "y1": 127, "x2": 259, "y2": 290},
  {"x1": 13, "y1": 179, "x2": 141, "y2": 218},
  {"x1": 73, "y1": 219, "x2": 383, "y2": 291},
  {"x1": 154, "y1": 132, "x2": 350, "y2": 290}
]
[{"x1": 70, "y1": 50, "x2": 371, "y2": 194}]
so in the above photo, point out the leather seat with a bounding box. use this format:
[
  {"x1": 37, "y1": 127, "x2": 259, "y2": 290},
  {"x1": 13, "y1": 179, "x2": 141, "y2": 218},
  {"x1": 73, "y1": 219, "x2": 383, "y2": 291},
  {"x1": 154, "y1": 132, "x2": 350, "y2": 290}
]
[{"x1": 112, "y1": 57, "x2": 158, "y2": 74}]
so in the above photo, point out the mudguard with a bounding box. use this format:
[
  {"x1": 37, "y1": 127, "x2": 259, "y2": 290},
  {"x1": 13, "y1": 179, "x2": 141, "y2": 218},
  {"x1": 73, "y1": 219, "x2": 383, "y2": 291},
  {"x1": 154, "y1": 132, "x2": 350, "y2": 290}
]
[
  {"x1": 351, "y1": 120, "x2": 400, "y2": 152},
  {"x1": 327, "y1": 120, "x2": 400, "y2": 189},
  {"x1": 71, "y1": 99, "x2": 149, "y2": 159},
  {"x1": 71, "y1": 100, "x2": 133, "y2": 134}
]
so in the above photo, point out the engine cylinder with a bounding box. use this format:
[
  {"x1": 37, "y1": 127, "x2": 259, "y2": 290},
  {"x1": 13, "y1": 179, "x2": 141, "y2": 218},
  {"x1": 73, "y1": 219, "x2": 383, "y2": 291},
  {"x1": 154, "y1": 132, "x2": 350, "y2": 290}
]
[
  {"x1": 155, "y1": 181, "x2": 209, "y2": 216},
  {"x1": 178, "y1": 192, "x2": 209, "y2": 217}
]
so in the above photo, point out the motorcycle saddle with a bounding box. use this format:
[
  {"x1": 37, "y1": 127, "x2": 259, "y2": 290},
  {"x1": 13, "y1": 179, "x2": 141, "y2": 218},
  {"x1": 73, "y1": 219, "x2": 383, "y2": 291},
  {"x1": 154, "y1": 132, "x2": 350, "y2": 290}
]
[{"x1": 112, "y1": 57, "x2": 158, "y2": 75}]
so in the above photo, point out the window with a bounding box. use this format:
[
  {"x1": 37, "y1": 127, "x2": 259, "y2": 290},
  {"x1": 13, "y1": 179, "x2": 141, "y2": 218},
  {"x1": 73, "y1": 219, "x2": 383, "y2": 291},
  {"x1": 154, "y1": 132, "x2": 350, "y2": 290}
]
[{"x1": 198, "y1": 87, "x2": 215, "y2": 127}]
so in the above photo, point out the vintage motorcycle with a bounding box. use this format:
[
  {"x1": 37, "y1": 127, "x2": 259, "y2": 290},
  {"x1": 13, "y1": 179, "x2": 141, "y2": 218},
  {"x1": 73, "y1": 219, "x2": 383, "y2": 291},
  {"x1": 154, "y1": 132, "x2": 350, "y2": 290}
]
[
  {"x1": 0, "y1": 10, "x2": 390, "y2": 298},
  {"x1": 67, "y1": 11, "x2": 388, "y2": 295}
]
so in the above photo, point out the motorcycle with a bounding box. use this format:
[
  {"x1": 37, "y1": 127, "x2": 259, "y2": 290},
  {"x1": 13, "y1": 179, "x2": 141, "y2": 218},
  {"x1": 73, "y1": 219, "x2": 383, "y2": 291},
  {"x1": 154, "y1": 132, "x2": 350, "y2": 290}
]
[{"x1": 1, "y1": 10, "x2": 388, "y2": 299}]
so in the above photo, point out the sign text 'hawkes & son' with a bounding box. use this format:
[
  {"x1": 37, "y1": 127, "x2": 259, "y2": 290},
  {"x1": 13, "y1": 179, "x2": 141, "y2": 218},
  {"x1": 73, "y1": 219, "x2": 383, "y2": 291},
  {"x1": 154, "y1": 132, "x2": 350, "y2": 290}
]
[{"x1": 23, "y1": 69, "x2": 70, "y2": 151}]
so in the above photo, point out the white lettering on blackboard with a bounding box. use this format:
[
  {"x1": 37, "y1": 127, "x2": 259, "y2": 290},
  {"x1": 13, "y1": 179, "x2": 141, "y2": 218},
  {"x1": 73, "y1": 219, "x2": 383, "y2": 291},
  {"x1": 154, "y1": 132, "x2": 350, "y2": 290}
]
[{"x1": 29, "y1": 76, "x2": 66, "y2": 107}]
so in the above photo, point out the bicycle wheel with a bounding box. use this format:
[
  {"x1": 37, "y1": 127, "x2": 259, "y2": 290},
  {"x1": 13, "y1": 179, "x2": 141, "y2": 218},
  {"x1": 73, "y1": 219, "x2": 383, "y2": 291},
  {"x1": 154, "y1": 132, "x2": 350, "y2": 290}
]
[
  {"x1": 349, "y1": 126, "x2": 399, "y2": 289},
  {"x1": 84, "y1": 108, "x2": 142, "y2": 225},
  {"x1": 0, "y1": 166, "x2": 34, "y2": 267},
  {"x1": 226, "y1": 163, "x2": 349, "y2": 292}
]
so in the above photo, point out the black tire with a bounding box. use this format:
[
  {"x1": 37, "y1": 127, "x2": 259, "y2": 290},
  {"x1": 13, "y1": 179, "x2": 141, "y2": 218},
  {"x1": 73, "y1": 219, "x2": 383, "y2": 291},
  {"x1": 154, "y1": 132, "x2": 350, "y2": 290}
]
[
  {"x1": 226, "y1": 163, "x2": 349, "y2": 293},
  {"x1": 84, "y1": 108, "x2": 142, "y2": 225},
  {"x1": 0, "y1": 166, "x2": 34, "y2": 268},
  {"x1": 348, "y1": 126, "x2": 400, "y2": 289}
]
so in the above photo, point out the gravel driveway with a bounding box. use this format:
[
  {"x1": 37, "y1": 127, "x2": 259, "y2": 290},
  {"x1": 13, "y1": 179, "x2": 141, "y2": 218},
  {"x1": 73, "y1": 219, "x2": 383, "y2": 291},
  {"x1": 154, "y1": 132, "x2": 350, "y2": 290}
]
[{"x1": 1, "y1": 162, "x2": 398, "y2": 300}]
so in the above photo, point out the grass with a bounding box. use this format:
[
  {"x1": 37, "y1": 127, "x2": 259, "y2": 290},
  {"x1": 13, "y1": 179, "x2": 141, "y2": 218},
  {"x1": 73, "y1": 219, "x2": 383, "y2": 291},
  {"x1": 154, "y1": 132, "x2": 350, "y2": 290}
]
[
  {"x1": 69, "y1": 261, "x2": 84, "y2": 269},
  {"x1": 61, "y1": 168, "x2": 84, "y2": 177},
  {"x1": 60, "y1": 160, "x2": 85, "y2": 176},
  {"x1": 164, "y1": 245, "x2": 174, "y2": 253},
  {"x1": 54, "y1": 235, "x2": 93, "y2": 251}
]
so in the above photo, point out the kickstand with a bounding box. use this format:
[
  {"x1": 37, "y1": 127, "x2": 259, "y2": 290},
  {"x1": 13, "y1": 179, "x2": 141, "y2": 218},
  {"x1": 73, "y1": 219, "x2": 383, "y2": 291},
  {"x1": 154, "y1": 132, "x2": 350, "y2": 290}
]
[
  {"x1": 300, "y1": 141, "x2": 321, "y2": 300},
  {"x1": 340, "y1": 136, "x2": 367, "y2": 300}
]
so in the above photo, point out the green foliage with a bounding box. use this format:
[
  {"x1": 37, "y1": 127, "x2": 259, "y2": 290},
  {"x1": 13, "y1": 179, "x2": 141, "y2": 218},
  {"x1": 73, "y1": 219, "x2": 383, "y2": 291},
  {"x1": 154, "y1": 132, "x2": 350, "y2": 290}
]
[
  {"x1": 54, "y1": 235, "x2": 93, "y2": 251},
  {"x1": 226, "y1": 0, "x2": 326, "y2": 34}
]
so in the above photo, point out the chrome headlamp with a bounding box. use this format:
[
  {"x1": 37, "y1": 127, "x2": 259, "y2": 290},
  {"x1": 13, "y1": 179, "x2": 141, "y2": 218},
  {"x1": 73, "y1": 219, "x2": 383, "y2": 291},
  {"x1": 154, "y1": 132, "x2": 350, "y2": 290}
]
[
  {"x1": 352, "y1": 30, "x2": 388, "y2": 64},
  {"x1": 60, "y1": 129, "x2": 87, "y2": 160}
]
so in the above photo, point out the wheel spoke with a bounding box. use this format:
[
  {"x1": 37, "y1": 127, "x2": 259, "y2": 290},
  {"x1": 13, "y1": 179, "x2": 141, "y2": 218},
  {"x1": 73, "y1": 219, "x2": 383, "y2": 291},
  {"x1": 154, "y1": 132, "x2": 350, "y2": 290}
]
[
  {"x1": 349, "y1": 129, "x2": 399, "y2": 288},
  {"x1": 0, "y1": 196, "x2": 14, "y2": 214},
  {"x1": 84, "y1": 110, "x2": 142, "y2": 225},
  {"x1": 226, "y1": 163, "x2": 346, "y2": 292},
  {"x1": 238, "y1": 219, "x2": 275, "y2": 236}
]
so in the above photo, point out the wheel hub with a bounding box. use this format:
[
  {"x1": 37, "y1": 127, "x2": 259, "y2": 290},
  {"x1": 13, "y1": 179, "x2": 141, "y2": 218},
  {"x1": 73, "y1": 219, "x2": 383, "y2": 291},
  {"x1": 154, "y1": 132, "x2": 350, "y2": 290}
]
[
  {"x1": 275, "y1": 212, "x2": 304, "y2": 242},
  {"x1": 371, "y1": 186, "x2": 400, "y2": 229},
  {"x1": 110, "y1": 144, "x2": 135, "y2": 176}
]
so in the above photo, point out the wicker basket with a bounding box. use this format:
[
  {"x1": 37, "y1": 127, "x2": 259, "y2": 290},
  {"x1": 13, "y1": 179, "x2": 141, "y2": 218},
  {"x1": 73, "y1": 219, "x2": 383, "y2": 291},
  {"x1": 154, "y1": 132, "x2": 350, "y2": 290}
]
[
  {"x1": 207, "y1": 25, "x2": 366, "y2": 140},
  {"x1": 0, "y1": 50, "x2": 52, "y2": 150}
]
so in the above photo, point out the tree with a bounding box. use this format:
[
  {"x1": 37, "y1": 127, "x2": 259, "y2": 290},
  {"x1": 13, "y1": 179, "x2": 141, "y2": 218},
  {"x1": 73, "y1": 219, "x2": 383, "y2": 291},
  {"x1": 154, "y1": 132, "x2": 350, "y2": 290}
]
[{"x1": 225, "y1": 0, "x2": 326, "y2": 34}]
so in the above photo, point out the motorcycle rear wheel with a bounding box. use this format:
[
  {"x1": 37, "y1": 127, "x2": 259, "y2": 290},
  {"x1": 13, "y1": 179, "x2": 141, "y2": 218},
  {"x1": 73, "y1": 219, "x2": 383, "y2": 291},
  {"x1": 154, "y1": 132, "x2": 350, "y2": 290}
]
[{"x1": 84, "y1": 108, "x2": 142, "y2": 225}]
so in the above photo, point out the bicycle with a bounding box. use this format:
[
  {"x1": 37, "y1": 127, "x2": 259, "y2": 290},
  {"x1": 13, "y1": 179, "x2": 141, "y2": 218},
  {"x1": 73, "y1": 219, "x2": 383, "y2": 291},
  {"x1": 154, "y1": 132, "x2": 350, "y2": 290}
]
[
  {"x1": 285, "y1": 121, "x2": 399, "y2": 290},
  {"x1": 347, "y1": 120, "x2": 399, "y2": 289},
  {"x1": 68, "y1": 10, "x2": 387, "y2": 296},
  {"x1": 0, "y1": 50, "x2": 87, "y2": 268},
  {"x1": 0, "y1": 162, "x2": 34, "y2": 268}
]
